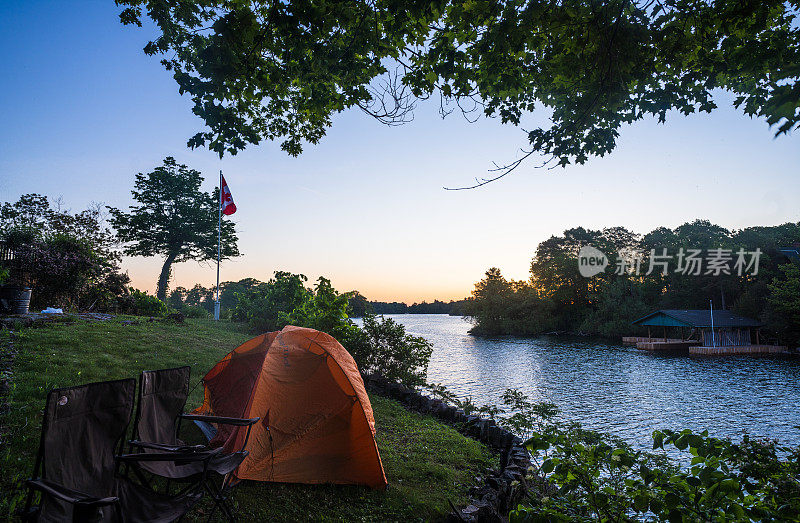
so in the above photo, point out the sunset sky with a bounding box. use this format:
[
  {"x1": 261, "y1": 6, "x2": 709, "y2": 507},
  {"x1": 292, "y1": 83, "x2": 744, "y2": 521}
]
[{"x1": 1, "y1": 2, "x2": 799, "y2": 303}]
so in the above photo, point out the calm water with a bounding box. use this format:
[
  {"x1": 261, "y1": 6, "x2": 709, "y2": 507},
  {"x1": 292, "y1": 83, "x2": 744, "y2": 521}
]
[{"x1": 357, "y1": 314, "x2": 800, "y2": 449}]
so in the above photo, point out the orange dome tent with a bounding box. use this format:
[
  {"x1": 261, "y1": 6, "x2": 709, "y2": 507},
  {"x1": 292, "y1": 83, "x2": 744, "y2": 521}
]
[{"x1": 194, "y1": 325, "x2": 388, "y2": 489}]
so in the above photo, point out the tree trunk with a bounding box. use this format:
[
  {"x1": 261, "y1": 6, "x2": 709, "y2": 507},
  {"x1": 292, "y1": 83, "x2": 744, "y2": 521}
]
[{"x1": 157, "y1": 252, "x2": 178, "y2": 302}]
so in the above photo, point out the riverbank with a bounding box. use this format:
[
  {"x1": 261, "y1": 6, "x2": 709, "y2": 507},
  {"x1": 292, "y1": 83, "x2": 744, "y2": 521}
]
[{"x1": 0, "y1": 316, "x2": 496, "y2": 521}]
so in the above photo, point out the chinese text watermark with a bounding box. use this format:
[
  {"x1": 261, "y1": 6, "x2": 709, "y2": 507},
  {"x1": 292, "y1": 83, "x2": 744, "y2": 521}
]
[{"x1": 578, "y1": 247, "x2": 762, "y2": 277}]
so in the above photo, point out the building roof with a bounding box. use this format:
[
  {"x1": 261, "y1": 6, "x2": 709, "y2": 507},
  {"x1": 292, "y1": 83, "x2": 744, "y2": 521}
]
[
  {"x1": 781, "y1": 247, "x2": 800, "y2": 260},
  {"x1": 631, "y1": 309, "x2": 762, "y2": 328}
]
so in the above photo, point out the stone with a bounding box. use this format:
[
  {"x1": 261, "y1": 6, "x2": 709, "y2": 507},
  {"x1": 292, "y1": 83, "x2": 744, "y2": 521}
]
[
  {"x1": 431, "y1": 400, "x2": 448, "y2": 417},
  {"x1": 504, "y1": 464, "x2": 527, "y2": 478},
  {"x1": 387, "y1": 382, "x2": 401, "y2": 397},
  {"x1": 501, "y1": 469, "x2": 520, "y2": 484},
  {"x1": 440, "y1": 405, "x2": 457, "y2": 421},
  {"x1": 500, "y1": 430, "x2": 516, "y2": 449},
  {"x1": 465, "y1": 501, "x2": 503, "y2": 523},
  {"x1": 475, "y1": 419, "x2": 491, "y2": 441},
  {"x1": 486, "y1": 425, "x2": 506, "y2": 448}
]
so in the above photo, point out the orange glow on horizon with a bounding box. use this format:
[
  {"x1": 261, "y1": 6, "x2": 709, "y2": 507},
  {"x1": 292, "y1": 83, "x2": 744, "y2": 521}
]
[{"x1": 124, "y1": 257, "x2": 474, "y2": 304}]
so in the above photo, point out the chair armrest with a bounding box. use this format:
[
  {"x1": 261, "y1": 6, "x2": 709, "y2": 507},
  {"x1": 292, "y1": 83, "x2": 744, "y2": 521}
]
[
  {"x1": 180, "y1": 413, "x2": 260, "y2": 427},
  {"x1": 26, "y1": 478, "x2": 118, "y2": 507},
  {"x1": 129, "y1": 440, "x2": 208, "y2": 453},
  {"x1": 118, "y1": 447, "x2": 222, "y2": 465}
]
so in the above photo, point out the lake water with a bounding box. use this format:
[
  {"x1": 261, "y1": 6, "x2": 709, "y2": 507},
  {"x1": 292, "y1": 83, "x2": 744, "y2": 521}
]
[{"x1": 356, "y1": 314, "x2": 800, "y2": 450}]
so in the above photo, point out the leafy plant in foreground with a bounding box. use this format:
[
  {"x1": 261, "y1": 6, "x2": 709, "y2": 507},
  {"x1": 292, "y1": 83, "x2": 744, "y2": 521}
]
[
  {"x1": 425, "y1": 386, "x2": 800, "y2": 521},
  {"x1": 513, "y1": 425, "x2": 800, "y2": 522}
]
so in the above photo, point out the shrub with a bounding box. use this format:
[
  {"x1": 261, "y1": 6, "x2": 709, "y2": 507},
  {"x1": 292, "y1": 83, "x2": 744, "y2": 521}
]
[
  {"x1": 0, "y1": 195, "x2": 129, "y2": 312},
  {"x1": 284, "y1": 277, "x2": 356, "y2": 341},
  {"x1": 82, "y1": 271, "x2": 132, "y2": 312},
  {"x1": 351, "y1": 314, "x2": 433, "y2": 386},
  {"x1": 425, "y1": 386, "x2": 800, "y2": 521},
  {"x1": 6, "y1": 232, "x2": 116, "y2": 310},
  {"x1": 232, "y1": 271, "x2": 309, "y2": 332},
  {"x1": 489, "y1": 390, "x2": 800, "y2": 522},
  {"x1": 126, "y1": 288, "x2": 168, "y2": 317},
  {"x1": 183, "y1": 305, "x2": 209, "y2": 318}
]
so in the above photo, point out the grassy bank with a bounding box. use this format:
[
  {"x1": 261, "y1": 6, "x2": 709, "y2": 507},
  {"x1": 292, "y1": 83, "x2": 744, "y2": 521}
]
[{"x1": 0, "y1": 316, "x2": 495, "y2": 521}]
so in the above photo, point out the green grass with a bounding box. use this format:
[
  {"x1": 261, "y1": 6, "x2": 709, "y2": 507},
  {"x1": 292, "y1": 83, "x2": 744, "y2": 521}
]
[{"x1": 0, "y1": 316, "x2": 495, "y2": 521}]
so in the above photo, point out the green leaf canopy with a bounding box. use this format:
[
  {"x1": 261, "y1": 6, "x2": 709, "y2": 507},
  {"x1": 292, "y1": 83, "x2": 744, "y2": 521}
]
[{"x1": 117, "y1": 0, "x2": 799, "y2": 170}]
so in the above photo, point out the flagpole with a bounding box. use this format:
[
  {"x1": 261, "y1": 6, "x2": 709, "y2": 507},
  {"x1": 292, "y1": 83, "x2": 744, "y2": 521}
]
[{"x1": 215, "y1": 170, "x2": 221, "y2": 321}]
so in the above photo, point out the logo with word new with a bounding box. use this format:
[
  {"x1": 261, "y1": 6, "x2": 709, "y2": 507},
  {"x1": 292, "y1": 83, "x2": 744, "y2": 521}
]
[{"x1": 578, "y1": 246, "x2": 608, "y2": 277}]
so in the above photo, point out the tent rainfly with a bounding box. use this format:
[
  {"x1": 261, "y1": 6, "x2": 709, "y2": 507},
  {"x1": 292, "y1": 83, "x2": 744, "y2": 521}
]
[{"x1": 194, "y1": 325, "x2": 388, "y2": 489}]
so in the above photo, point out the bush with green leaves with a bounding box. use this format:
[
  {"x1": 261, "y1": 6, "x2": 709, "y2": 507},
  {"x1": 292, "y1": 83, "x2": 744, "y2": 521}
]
[
  {"x1": 0, "y1": 194, "x2": 129, "y2": 311},
  {"x1": 284, "y1": 277, "x2": 357, "y2": 342},
  {"x1": 495, "y1": 397, "x2": 800, "y2": 522},
  {"x1": 425, "y1": 385, "x2": 800, "y2": 521},
  {"x1": 125, "y1": 288, "x2": 168, "y2": 317},
  {"x1": 5, "y1": 232, "x2": 124, "y2": 310},
  {"x1": 512, "y1": 427, "x2": 800, "y2": 521},
  {"x1": 182, "y1": 305, "x2": 209, "y2": 318},
  {"x1": 351, "y1": 314, "x2": 433, "y2": 387},
  {"x1": 425, "y1": 385, "x2": 557, "y2": 440},
  {"x1": 232, "y1": 271, "x2": 310, "y2": 332}
]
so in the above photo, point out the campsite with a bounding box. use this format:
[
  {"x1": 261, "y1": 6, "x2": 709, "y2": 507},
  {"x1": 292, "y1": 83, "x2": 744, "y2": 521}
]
[{"x1": 0, "y1": 315, "x2": 496, "y2": 521}]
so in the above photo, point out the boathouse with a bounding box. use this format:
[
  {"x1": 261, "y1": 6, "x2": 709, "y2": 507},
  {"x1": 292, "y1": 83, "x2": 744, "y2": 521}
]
[{"x1": 627, "y1": 310, "x2": 785, "y2": 354}]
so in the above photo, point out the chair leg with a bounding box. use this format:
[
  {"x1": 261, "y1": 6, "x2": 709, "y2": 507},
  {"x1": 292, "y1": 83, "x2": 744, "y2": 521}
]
[
  {"x1": 203, "y1": 481, "x2": 221, "y2": 522},
  {"x1": 22, "y1": 487, "x2": 36, "y2": 521},
  {"x1": 219, "y1": 473, "x2": 238, "y2": 522},
  {"x1": 203, "y1": 475, "x2": 237, "y2": 522}
]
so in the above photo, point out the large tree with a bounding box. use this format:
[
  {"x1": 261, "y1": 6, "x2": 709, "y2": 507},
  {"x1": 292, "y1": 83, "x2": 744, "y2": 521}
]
[
  {"x1": 117, "y1": 0, "x2": 798, "y2": 182},
  {"x1": 108, "y1": 157, "x2": 239, "y2": 301}
]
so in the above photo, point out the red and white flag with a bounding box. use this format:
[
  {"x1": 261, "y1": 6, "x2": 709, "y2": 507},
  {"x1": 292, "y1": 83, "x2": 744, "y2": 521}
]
[{"x1": 220, "y1": 174, "x2": 237, "y2": 215}]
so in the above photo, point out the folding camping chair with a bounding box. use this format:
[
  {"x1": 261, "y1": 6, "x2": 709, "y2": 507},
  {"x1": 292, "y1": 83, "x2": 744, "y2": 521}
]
[
  {"x1": 128, "y1": 366, "x2": 259, "y2": 521},
  {"x1": 21, "y1": 378, "x2": 218, "y2": 523}
]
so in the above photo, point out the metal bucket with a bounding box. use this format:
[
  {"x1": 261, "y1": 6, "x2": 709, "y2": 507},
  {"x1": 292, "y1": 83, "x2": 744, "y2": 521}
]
[{"x1": 11, "y1": 287, "x2": 31, "y2": 314}]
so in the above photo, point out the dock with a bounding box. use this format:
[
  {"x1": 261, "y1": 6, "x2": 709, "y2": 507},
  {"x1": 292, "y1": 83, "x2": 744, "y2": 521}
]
[
  {"x1": 636, "y1": 340, "x2": 699, "y2": 351},
  {"x1": 623, "y1": 336, "x2": 699, "y2": 351},
  {"x1": 689, "y1": 345, "x2": 787, "y2": 356}
]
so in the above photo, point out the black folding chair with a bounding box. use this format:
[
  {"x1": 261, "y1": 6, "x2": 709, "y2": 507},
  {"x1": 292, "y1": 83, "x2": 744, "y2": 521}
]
[
  {"x1": 128, "y1": 366, "x2": 259, "y2": 521},
  {"x1": 21, "y1": 378, "x2": 218, "y2": 522}
]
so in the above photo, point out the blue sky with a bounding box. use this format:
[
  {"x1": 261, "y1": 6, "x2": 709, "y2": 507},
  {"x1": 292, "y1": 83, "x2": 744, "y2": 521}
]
[{"x1": 1, "y1": 1, "x2": 798, "y2": 302}]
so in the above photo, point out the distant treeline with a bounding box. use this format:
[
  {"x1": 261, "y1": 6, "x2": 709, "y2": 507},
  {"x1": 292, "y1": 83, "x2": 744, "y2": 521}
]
[
  {"x1": 465, "y1": 220, "x2": 800, "y2": 347},
  {"x1": 364, "y1": 299, "x2": 469, "y2": 316},
  {"x1": 165, "y1": 281, "x2": 469, "y2": 319}
]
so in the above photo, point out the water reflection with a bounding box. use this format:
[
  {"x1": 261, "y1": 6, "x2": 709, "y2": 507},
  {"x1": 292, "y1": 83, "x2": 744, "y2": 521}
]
[{"x1": 356, "y1": 314, "x2": 800, "y2": 449}]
